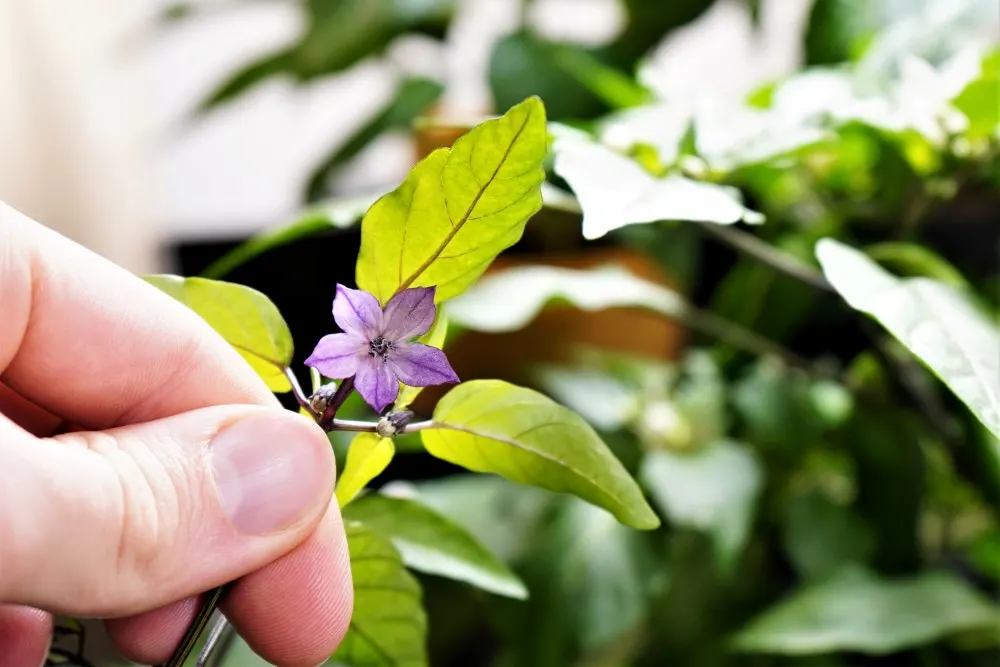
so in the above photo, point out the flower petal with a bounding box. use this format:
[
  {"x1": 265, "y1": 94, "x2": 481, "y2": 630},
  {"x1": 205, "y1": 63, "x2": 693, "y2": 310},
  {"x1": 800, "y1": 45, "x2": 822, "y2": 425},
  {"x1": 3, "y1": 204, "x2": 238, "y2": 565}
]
[
  {"x1": 388, "y1": 343, "x2": 460, "y2": 387},
  {"x1": 332, "y1": 284, "x2": 383, "y2": 339},
  {"x1": 304, "y1": 333, "x2": 364, "y2": 379},
  {"x1": 354, "y1": 357, "x2": 399, "y2": 413},
  {"x1": 382, "y1": 286, "x2": 437, "y2": 340}
]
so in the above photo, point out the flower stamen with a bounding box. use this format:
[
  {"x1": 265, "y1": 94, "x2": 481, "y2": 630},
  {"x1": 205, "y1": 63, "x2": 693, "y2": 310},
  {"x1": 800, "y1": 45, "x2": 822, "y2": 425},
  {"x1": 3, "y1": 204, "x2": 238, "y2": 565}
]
[{"x1": 369, "y1": 336, "x2": 392, "y2": 360}]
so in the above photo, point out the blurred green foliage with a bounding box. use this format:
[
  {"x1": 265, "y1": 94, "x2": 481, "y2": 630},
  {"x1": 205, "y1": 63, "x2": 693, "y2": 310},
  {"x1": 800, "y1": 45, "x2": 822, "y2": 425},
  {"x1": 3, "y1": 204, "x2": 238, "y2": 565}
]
[{"x1": 149, "y1": 1, "x2": 1000, "y2": 666}]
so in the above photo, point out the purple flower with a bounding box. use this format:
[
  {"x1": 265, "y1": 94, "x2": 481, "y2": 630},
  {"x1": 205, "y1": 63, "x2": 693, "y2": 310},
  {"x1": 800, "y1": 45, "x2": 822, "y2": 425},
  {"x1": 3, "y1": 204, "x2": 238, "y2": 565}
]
[{"x1": 305, "y1": 284, "x2": 459, "y2": 413}]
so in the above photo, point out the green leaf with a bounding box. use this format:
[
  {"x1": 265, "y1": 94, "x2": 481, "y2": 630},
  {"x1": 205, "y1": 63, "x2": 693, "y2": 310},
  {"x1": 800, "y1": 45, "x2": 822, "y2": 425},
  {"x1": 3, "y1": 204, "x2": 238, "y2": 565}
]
[
  {"x1": 781, "y1": 489, "x2": 873, "y2": 581},
  {"x1": 201, "y1": 192, "x2": 382, "y2": 279},
  {"x1": 953, "y1": 73, "x2": 1000, "y2": 140},
  {"x1": 304, "y1": 77, "x2": 445, "y2": 202},
  {"x1": 402, "y1": 474, "x2": 555, "y2": 563},
  {"x1": 551, "y1": 133, "x2": 763, "y2": 240},
  {"x1": 816, "y1": 238, "x2": 1000, "y2": 439},
  {"x1": 332, "y1": 521, "x2": 428, "y2": 667},
  {"x1": 343, "y1": 494, "x2": 527, "y2": 599},
  {"x1": 393, "y1": 312, "x2": 449, "y2": 410},
  {"x1": 640, "y1": 440, "x2": 763, "y2": 569},
  {"x1": 969, "y1": 529, "x2": 1000, "y2": 583},
  {"x1": 865, "y1": 241, "x2": 972, "y2": 290},
  {"x1": 551, "y1": 45, "x2": 654, "y2": 110},
  {"x1": 355, "y1": 96, "x2": 547, "y2": 305},
  {"x1": 732, "y1": 566, "x2": 1000, "y2": 655},
  {"x1": 445, "y1": 264, "x2": 686, "y2": 333},
  {"x1": 421, "y1": 380, "x2": 660, "y2": 530},
  {"x1": 506, "y1": 497, "x2": 661, "y2": 654},
  {"x1": 197, "y1": 51, "x2": 293, "y2": 114},
  {"x1": 143, "y1": 275, "x2": 293, "y2": 392},
  {"x1": 336, "y1": 433, "x2": 396, "y2": 507}
]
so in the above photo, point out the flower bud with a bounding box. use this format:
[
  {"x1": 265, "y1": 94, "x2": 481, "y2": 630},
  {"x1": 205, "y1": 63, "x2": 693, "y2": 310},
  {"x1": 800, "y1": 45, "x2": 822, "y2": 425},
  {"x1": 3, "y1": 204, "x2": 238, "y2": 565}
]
[
  {"x1": 308, "y1": 381, "x2": 339, "y2": 414},
  {"x1": 376, "y1": 410, "x2": 414, "y2": 438}
]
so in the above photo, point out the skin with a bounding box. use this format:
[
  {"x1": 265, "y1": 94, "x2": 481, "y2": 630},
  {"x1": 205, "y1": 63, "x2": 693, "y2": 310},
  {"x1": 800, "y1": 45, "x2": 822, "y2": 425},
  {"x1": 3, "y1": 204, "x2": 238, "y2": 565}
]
[{"x1": 0, "y1": 201, "x2": 353, "y2": 667}]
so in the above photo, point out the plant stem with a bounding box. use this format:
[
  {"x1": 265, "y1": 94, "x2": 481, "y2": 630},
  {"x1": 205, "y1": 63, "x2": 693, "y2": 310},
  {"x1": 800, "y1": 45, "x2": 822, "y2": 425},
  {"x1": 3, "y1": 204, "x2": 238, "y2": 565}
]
[
  {"x1": 328, "y1": 417, "x2": 435, "y2": 433},
  {"x1": 318, "y1": 376, "x2": 355, "y2": 428},
  {"x1": 696, "y1": 222, "x2": 834, "y2": 292},
  {"x1": 682, "y1": 305, "x2": 820, "y2": 374},
  {"x1": 284, "y1": 367, "x2": 318, "y2": 418}
]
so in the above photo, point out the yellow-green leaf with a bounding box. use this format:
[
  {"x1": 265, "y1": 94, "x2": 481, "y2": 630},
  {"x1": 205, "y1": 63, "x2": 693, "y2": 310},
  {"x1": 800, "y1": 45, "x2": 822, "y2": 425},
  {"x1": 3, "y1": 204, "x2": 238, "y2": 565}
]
[
  {"x1": 336, "y1": 433, "x2": 396, "y2": 507},
  {"x1": 355, "y1": 96, "x2": 547, "y2": 305},
  {"x1": 421, "y1": 380, "x2": 660, "y2": 530},
  {"x1": 143, "y1": 275, "x2": 293, "y2": 392},
  {"x1": 394, "y1": 312, "x2": 450, "y2": 410},
  {"x1": 332, "y1": 521, "x2": 428, "y2": 667},
  {"x1": 344, "y1": 494, "x2": 528, "y2": 599}
]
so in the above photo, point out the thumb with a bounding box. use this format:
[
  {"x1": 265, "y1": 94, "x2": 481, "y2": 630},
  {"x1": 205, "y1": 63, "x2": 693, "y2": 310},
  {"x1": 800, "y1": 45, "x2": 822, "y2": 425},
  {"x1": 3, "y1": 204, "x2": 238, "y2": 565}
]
[{"x1": 0, "y1": 405, "x2": 336, "y2": 617}]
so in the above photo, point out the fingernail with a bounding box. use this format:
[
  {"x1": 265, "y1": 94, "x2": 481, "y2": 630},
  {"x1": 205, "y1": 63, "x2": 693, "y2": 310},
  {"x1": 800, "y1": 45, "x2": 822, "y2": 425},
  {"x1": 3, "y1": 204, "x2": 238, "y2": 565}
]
[{"x1": 210, "y1": 412, "x2": 333, "y2": 534}]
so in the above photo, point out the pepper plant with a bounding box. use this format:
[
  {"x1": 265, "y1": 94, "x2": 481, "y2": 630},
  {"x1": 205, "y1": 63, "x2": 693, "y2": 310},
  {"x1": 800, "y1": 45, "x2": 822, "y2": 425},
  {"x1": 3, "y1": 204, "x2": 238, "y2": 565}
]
[{"x1": 138, "y1": 96, "x2": 661, "y2": 667}]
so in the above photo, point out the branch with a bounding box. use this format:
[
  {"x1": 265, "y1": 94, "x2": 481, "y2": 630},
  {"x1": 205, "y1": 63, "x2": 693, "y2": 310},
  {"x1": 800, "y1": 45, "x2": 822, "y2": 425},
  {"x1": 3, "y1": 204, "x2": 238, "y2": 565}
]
[{"x1": 696, "y1": 222, "x2": 833, "y2": 292}]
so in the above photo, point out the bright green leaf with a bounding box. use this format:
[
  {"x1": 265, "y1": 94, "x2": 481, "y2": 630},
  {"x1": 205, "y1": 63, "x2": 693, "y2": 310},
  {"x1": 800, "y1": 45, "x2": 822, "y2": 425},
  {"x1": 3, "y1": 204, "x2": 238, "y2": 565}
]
[
  {"x1": 552, "y1": 133, "x2": 763, "y2": 240},
  {"x1": 355, "y1": 96, "x2": 547, "y2": 305},
  {"x1": 394, "y1": 312, "x2": 449, "y2": 410},
  {"x1": 816, "y1": 238, "x2": 1000, "y2": 439},
  {"x1": 343, "y1": 494, "x2": 528, "y2": 599},
  {"x1": 332, "y1": 522, "x2": 428, "y2": 667},
  {"x1": 640, "y1": 440, "x2": 762, "y2": 569},
  {"x1": 733, "y1": 566, "x2": 1000, "y2": 655},
  {"x1": 422, "y1": 380, "x2": 660, "y2": 530},
  {"x1": 445, "y1": 264, "x2": 686, "y2": 333},
  {"x1": 201, "y1": 192, "x2": 383, "y2": 279},
  {"x1": 336, "y1": 433, "x2": 396, "y2": 507},
  {"x1": 953, "y1": 75, "x2": 999, "y2": 140},
  {"x1": 143, "y1": 275, "x2": 293, "y2": 392}
]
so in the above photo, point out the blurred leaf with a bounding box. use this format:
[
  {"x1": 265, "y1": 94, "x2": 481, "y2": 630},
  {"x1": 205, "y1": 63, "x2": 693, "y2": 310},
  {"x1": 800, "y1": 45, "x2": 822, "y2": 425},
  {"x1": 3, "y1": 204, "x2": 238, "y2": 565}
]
[
  {"x1": 844, "y1": 405, "x2": 924, "y2": 574},
  {"x1": 952, "y1": 53, "x2": 1000, "y2": 140},
  {"x1": 489, "y1": 32, "x2": 610, "y2": 122},
  {"x1": 817, "y1": 238, "x2": 1000, "y2": 439},
  {"x1": 403, "y1": 474, "x2": 555, "y2": 563},
  {"x1": 732, "y1": 358, "x2": 841, "y2": 452},
  {"x1": 534, "y1": 367, "x2": 639, "y2": 432},
  {"x1": 511, "y1": 497, "x2": 661, "y2": 656},
  {"x1": 143, "y1": 276, "x2": 292, "y2": 392},
  {"x1": 355, "y1": 96, "x2": 547, "y2": 305},
  {"x1": 445, "y1": 264, "x2": 686, "y2": 333},
  {"x1": 640, "y1": 440, "x2": 763, "y2": 569},
  {"x1": 343, "y1": 494, "x2": 528, "y2": 599},
  {"x1": 423, "y1": 380, "x2": 661, "y2": 530},
  {"x1": 201, "y1": 192, "x2": 381, "y2": 279},
  {"x1": 197, "y1": 50, "x2": 293, "y2": 113},
  {"x1": 552, "y1": 46, "x2": 654, "y2": 110},
  {"x1": 394, "y1": 312, "x2": 449, "y2": 410},
  {"x1": 865, "y1": 241, "x2": 972, "y2": 290},
  {"x1": 552, "y1": 133, "x2": 763, "y2": 240},
  {"x1": 804, "y1": 0, "x2": 879, "y2": 66},
  {"x1": 304, "y1": 77, "x2": 445, "y2": 202},
  {"x1": 969, "y1": 529, "x2": 1000, "y2": 583},
  {"x1": 336, "y1": 433, "x2": 395, "y2": 507},
  {"x1": 332, "y1": 522, "x2": 428, "y2": 667},
  {"x1": 781, "y1": 489, "x2": 874, "y2": 581},
  {"x1": 733, "y1": 566, "x2": 1000, "y2": 655}
]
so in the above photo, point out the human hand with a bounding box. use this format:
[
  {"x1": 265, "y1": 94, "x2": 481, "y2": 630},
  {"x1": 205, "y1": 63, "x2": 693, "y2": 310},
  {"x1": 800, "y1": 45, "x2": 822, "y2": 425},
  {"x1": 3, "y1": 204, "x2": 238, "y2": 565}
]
[{"x1": 0, "y1": 202, "x2": 352, "y2": 666}]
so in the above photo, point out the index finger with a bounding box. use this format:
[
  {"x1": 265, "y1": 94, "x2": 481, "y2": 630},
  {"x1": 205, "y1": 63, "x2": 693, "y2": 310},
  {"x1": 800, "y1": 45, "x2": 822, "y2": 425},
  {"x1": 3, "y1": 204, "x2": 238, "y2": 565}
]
[{"x1": 0, "y1": 201, "x2": 278, "y2": 428}]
